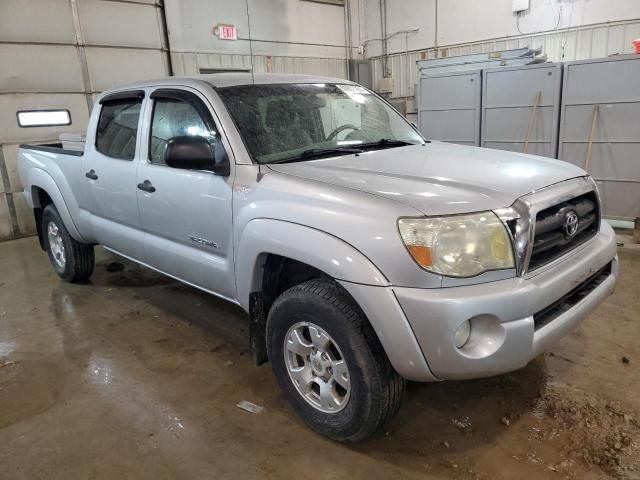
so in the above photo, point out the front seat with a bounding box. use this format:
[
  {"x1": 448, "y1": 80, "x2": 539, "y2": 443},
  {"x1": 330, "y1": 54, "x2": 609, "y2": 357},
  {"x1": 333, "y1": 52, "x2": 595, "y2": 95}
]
[{"x1": 265, "y1": 100, "x2": 313, "y2": 153}]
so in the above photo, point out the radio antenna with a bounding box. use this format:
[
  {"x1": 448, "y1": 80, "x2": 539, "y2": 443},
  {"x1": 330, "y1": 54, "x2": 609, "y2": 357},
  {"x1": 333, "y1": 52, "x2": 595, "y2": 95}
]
[{"x1": 245, "y1": 0, "x2": 255, "y2": 84}]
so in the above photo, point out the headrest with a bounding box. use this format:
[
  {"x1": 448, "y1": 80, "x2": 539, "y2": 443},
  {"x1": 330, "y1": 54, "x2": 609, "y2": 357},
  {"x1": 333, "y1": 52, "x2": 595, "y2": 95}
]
[{"x1": 266, "y1": 100, "x2": 297, "y2": 129}]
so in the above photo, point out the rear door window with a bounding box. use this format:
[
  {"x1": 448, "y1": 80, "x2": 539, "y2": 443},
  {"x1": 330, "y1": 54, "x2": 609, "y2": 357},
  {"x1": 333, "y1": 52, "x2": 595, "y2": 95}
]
[{"x1": 96, "y1": 99, "x2": 142, "y2": 160}]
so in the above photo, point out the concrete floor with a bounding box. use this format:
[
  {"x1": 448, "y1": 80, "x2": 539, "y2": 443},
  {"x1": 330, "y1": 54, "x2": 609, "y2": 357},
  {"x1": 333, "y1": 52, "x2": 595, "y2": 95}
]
[{"x1": 1, "y1": 236, "x2": 639, "y2": 480}]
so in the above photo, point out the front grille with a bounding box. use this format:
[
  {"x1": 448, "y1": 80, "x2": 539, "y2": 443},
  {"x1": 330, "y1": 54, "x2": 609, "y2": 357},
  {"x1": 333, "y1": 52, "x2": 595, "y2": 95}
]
[
  {"x1": 528, "y1": 192, "x2": 599, "y2": 271},
  {"x1": 533, "y1": 262, "x2": 612, "y2": 330}
]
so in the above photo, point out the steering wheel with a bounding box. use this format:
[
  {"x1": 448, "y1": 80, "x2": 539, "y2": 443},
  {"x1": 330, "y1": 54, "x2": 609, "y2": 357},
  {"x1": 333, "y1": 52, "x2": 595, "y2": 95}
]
[{"x1": 327, "y1": 124, "x2": 360, "y2": 141}]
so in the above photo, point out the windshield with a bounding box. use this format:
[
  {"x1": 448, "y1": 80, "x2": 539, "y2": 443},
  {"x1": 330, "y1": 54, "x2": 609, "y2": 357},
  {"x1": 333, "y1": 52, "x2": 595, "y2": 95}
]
[{"x1": 217, "y1": 83, "x2": 425, "y2": 164}]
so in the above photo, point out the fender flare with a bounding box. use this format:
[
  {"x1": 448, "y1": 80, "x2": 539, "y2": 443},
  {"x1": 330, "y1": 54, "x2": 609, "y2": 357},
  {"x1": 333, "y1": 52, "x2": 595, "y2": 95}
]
[
  {"x1": 235, "y1": 218, "x2": 388, "y2": 311},
  {"x1": 236, "y1": 219, "x2": 435, "y2": 381},
  {"x1": 29, "y1": 168, "x2": 85, "y2": 242}
]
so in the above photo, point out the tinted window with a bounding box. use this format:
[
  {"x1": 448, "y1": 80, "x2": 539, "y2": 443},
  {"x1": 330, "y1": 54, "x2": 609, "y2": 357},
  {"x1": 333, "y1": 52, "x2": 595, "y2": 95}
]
[
  {"x1": 149, "y1": 97, "x2": 217, "y2": 165},
  {"x1": 96, "y1": 99, "x2": 142, "y2": 160}
]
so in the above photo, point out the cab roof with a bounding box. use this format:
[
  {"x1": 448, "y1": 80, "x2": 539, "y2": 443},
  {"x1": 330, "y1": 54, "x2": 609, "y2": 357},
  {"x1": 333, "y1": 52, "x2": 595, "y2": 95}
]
[
  {"x1": 201, "y1": 73, "x2": 356, "y2": 88},
  {"x1": 105, "y1": 73, "x2": 356, "y2": 94}
]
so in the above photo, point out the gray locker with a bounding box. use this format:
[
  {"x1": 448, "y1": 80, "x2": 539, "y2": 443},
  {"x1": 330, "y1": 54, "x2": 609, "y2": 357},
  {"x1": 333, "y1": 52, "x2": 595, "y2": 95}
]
[
  {"x1": 559, "y1": 55, "x2": 640, "y2": 221},
  {"x1": 417, "y1": 70, "x2": 481, "y2": 146},
  {"x1": 481, "y1": 63, "x2": 563, "y2": 159}
]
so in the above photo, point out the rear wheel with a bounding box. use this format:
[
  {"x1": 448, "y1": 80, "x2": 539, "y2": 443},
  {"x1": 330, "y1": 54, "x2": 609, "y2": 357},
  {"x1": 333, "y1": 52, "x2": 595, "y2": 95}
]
[
  {"x1": 42, "y1": 204, "x2": 94, "y2": 282},
  {"x1": 266, "y1": 278, "x2": 405, "y2": 442}
]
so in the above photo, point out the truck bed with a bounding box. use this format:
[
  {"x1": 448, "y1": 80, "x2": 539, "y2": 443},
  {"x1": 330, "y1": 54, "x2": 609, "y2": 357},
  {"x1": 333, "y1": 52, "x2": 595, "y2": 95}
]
[{"x1": 19, "y1": 142, "x2": 83, "y2": 157}]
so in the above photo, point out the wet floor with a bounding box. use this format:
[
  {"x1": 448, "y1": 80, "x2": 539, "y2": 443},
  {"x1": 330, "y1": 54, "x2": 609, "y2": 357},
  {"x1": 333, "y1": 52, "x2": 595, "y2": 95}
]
[{"x1": 1, "y1": 236, "x2": 639, "y2": 480}]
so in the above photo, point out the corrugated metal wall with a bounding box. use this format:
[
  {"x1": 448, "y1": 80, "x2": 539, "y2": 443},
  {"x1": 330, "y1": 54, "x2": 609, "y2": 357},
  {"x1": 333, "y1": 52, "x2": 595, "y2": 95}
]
[
  {"x1": 0, "y1": 0, "x2": 170, "y2": 241},
  {"x1": 371, "y1": 19, "x2": 640, "y2": 101},
  {"x1": 171, "y1": 52, "x2": 347, "y2": 78}
]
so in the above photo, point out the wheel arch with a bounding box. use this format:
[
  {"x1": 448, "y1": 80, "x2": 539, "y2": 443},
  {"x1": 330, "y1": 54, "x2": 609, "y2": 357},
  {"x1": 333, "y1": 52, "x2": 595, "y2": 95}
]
[
  {"x1": 29, "y1": 169, "x2": 84, "y2": 248},
  {"x1": 236, "y1": 219, "x2": 389, "y2": 365},
  {"x1": 236, "y1": 219, "x2": 389, "y2": 312}
]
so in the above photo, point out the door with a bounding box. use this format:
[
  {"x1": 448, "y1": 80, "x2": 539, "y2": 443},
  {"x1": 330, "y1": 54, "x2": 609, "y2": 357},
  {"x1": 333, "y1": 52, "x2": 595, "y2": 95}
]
[
  {"x1": 136, "y1": 87, "x2": 235, "y2": 299},
  {"x1": 81, "y1": 90, "x2": 145, "y2": 260}
]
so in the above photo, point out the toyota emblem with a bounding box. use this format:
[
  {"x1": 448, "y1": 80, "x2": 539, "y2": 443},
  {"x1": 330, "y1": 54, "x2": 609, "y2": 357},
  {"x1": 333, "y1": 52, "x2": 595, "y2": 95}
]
[{"x1": 564, "y1": 211, "x2": 579, "y2": 238}]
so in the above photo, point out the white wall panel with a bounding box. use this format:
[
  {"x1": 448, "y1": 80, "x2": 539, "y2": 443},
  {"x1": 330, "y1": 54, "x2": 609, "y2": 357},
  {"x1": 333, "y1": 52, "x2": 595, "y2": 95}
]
[
  {"x1": 0, "y1": 45, "x2": 84, "y2": 93},
  {"x1": 436, "y1": 0, "x2": 640, "y2": 47},
  {"x1": 0, "y1": 195, "x2": 11, "y2": 239},
  {"x1": 0, "y1": 94, "x2": 90, "y2": 144},
  {"x1": 0, "y1": 0, "x2": 75, "y2": 44},
  {"x1": 164, "y1": 0, "x2": 249, "y2": 53},
  {"x1": 358, "y1": 0, "x2": 640, "y2": 57},
  {"x1": 85, "y1": 47, "x2": 167, "y2": 91},
  {"x1": 250, "y1": 0, "x2": 345, "y2": 46},
  {"x1": 77, "y1": 0, "x2": 163, "y2": 49},
  {"x1": 2, "y1": 144, "x2": 22, "y2": 192},
  {"x1": 165, "y1": 0, "x2": 347, "y2": 58},
  {"x1": 362, "y1": 0, "x2": 436, "y2": 58}
]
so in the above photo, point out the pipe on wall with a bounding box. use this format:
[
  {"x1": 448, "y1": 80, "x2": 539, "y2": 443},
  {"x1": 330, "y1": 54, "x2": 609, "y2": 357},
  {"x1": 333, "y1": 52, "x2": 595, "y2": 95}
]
[
  {"x1": 344, "y1": 0, "x2": 352, "y2": 76},
  {"x1": 380, "y1": 0, "x2": 389, "y2": 77},
  {"x1": 159, "y1": 0, "x2": 174, "y2": 75}
]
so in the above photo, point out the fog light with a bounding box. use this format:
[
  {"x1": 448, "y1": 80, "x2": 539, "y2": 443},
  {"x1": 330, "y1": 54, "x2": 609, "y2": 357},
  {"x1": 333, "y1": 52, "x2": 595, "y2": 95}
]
[{"x1": 454, "y1": 320, "x2": 471, "y2": 349}]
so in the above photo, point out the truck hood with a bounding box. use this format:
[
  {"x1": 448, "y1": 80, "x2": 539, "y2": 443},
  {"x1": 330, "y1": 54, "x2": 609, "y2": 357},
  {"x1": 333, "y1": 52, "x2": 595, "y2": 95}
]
[{"x1": 267, "y1": 142, "x2": 586, "y2": 215}]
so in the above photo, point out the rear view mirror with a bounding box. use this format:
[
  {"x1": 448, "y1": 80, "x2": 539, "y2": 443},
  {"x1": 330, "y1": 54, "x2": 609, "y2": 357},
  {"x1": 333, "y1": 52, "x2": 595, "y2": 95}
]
[{"x1": 165, "y1": 136, "x2": 229, "y2": 176}]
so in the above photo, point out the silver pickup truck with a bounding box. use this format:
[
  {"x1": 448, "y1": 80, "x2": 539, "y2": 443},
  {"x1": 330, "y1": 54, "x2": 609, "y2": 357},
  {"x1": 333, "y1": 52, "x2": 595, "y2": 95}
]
[{"x1": 18, "y1": 73, "x2": 618, "y2": 442}]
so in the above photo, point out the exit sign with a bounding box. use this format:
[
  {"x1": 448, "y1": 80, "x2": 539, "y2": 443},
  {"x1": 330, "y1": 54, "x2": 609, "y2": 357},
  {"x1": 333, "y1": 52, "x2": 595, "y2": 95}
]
[{"x1": 216, "y1": 24, "x2": 237, "y2": 40}]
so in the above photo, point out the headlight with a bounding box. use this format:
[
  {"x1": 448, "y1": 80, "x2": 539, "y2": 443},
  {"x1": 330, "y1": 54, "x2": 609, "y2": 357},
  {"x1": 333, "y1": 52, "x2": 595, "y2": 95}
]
[{"x1": 398, "y1": 212, "x2": 515, "y2": 277}]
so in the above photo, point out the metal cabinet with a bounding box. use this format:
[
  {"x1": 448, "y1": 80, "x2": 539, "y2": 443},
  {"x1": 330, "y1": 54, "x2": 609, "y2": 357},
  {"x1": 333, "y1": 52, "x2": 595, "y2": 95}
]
[
  {"x1": 481, "y1": 63, "x2": 562, "y2": 158},
  {"x1": 417, "y1": 70, "x2": 481, "y2": 146},
  {"x1": 559, "y1": 55, "x2": 640, "y2": 221}
]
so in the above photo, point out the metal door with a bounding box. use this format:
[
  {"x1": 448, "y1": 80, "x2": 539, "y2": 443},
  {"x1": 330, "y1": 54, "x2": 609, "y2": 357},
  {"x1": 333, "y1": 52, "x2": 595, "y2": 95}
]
[
  {"x1": 559, "y1": 55, "x2": 640, "y2": 220},
  {"x1": 136, "y1": 87, "x2": 235, "y2": 299},
  {"x1": 417, "y1": 70, "x2": 481, "y2": 146},
  {"x1": 481, "y1": 63, "x2": 563, "y2": 158},
  {"x1": 81, "y1": 91, "x2": 145, "y2": 260}
]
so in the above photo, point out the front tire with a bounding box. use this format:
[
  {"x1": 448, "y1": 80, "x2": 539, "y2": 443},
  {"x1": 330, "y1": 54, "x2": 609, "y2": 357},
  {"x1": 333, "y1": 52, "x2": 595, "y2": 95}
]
[
  {"x1": 266, "y1": 278, "x2": 405, "y2": 442},
  {"x1": 42, "y1": 204, "x2": 94, "y2": 282}
]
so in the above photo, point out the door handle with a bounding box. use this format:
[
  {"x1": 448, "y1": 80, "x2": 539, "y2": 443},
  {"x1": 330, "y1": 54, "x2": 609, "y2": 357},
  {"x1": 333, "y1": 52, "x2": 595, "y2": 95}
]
[
  {"x1": 85, "y1": 169, "x2": 98, "y2": 180},
  {"x1": 137, "y1": 180, "x2": 156, "y2": 193}
]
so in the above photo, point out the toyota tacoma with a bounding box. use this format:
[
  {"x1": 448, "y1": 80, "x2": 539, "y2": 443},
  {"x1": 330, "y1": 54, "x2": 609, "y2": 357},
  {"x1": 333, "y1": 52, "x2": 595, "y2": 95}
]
[{"x1": 18, "y1": 73, "x2": 618, "y2": 442}]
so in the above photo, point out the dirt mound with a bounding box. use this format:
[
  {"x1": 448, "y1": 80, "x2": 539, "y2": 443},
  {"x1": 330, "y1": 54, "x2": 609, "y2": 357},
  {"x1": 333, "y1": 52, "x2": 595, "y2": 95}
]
[{"x1": 534, "y1": 382, "x2": 640, "y2": 478}]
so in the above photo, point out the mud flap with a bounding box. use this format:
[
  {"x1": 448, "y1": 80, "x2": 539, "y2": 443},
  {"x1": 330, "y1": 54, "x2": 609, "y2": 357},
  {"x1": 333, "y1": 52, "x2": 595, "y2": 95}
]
[{"x1": 249, "y1": 292, "x2": 268, "y2": 365}]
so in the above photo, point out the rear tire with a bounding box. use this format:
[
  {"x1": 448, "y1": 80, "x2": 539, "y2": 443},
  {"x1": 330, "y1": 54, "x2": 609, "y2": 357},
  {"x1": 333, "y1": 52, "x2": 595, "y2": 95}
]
[
  {"x1": 42, "y1": 204, "x2": 94, "y2": 282},
  {"x1": 266, "y1": 278, "x2": 405, "y2": 442}
]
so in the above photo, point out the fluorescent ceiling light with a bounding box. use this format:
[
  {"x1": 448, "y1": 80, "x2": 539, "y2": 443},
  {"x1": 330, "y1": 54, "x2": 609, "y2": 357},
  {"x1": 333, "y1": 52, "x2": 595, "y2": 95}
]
[{"x1": 17, "y1": 110, "x2": 71, "y2": 127}]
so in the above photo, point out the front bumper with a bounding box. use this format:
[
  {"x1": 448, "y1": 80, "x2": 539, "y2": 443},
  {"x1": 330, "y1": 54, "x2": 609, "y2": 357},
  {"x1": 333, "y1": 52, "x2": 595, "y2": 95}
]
[{"x1": 341, "y1": 221, "x2": 618, "y2": 382}]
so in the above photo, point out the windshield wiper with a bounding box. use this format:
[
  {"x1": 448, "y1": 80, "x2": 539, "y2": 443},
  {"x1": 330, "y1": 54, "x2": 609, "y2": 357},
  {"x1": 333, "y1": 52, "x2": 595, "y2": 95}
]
[
  {"x1": 357, "y1": 139, "x2": 420, "y2": 149},
  {"x1": 266, "y1": 146, "x2": 363, "y2": 164}
]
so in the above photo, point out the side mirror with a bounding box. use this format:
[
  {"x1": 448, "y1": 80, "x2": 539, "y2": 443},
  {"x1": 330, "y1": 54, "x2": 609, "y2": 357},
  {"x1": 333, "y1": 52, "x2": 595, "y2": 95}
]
[
  {"x1": 165, "y1": 136, "x2": 230, "y2": 176},
  {"x1": 165, "y1": 136, "x2": 214, "y2": 171}
]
